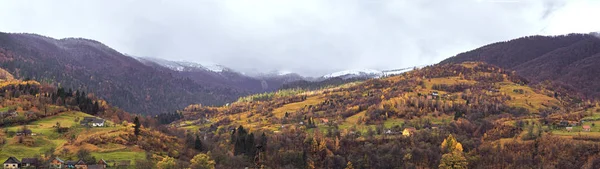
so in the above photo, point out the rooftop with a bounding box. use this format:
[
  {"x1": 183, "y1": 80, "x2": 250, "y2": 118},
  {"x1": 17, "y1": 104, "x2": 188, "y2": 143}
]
[{"x1": 3, "y1": 157, "x2": 20, "y2": 164}]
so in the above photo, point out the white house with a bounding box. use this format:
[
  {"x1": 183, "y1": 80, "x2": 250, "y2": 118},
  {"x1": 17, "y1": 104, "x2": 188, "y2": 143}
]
[
  {"x1": 91, "y1": 119, "x2": 105, "y2": 127},
  {"x1": 3, "y1": 157, "x2": 20, "y2": 169},
  {"x1": 81, "y1": 117, "x2": 106, "y2": 127}
]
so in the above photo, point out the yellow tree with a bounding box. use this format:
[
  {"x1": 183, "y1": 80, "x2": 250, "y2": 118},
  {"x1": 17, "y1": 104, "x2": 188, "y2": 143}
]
[
  {"x1": 440, "y1": 134, "x2": 463, "y2": 153},
  {"x1": 307, "y1": 159, "x2": 316, "y2": 169},
  {"x1": 190, "y1": 152, "x2": 216, "y2": 169},
  {"x1": 345, "y1": 161, "x2": 354, "y2": 169},
  {"x1": 439, "y1": 152, "x2": 468, "y2": 169},
  {"x1": 157, "y1": 156, "x2": 177, "y2": 169},
  {"x1": 439, "y1": 134, "x2": 468, "y2": 169},
  {"x1": 334, "y1": 137, "x2": 341, "y2": 151}
]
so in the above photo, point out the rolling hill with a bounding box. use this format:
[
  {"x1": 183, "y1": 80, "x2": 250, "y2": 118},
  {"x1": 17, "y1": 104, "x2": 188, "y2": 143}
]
[
  {"x1": 441, "y1": 33, "x2": 600, "y2": 100},
  {"x1": 0, "y1": 68, "x2": 185, "y2": 167},
  {"x1": 175, "y1": 62, "x2": 600, "y2": 168}
]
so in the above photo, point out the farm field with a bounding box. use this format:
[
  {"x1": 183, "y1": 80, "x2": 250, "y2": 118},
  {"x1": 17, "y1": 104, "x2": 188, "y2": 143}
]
[{"x1": 0, "y1": 111, "x2": 131, "y2": 162}]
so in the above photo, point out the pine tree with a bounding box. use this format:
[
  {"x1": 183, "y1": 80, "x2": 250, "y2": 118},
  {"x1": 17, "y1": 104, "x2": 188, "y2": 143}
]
[
  {"x1": 234, "y1": 126, "x2": 247, "y2": 156},
  {"x1": 133, "y1": 117, "x2": 141, "y2": 136},
  {"x1": 259, "y1": 133, "x2": 267, "y2": 152},
  {"x1": 93, "y1": 101, "x2": 100, "y2": 114},
  {"x1": 245, "y1": 133, "x2": 256, "y2": 157},
  {"x1": 195, "y1": 135, "x2": 203, "y2": 151}
]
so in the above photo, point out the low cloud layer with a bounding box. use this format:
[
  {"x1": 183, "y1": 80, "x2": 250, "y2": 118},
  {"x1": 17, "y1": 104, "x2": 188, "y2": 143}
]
[{"x1": 1, "y1": 0, "x2": 599, "y2": 76}]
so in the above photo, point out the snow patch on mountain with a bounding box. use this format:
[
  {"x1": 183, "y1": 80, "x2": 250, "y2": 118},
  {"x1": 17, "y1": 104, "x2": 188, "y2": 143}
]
[
  {"x1": 278, "y1": 70, "x2": 293, "y2": 76},
  {"x1": 323, "y1": 69, "x2": 383, "y2": 79},
  {"x1": 135, "y1": 57, "x2": 228, "y2": 73},
  {"x1": 321, "y1": 66, "x2": 426, "y2": 80},
  {"x1": 382, "y1": 68, "x2": 413, "y2": 76}
]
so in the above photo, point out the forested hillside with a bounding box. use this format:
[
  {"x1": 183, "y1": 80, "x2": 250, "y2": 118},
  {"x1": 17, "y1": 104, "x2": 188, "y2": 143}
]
[
  {"x1": 441, "y1": 33, "x2": 600, "y2": 100},
  {"x1": 175, "y1": 62, "x2": 600, "y2": 168},
  {"x1": 0, "y1": 68, "x2": 208, "y2": 168},
  {"x1": 0, "y1": 32, "x2": 245, "y2": 115}
]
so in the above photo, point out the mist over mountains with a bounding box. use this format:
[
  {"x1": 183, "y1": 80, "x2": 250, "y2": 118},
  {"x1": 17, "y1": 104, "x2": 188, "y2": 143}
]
[{"x1": 0, "y1": 32, "x2": 414, "y2": 115}]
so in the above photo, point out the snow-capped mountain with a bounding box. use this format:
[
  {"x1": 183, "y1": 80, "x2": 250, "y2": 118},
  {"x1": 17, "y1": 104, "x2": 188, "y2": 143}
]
[
  {"x1": 135, "y1": 57, "x2": 311, "y2": 93},
  {"x1": 382, "y1": 67, "x2": 415, "y2": 76},
  {"x1": 323, "y1": 69, "x2": 383, "y2": 79},
  {"x1": 321, "y1": 66, "x2": 420, "y2": 80},
  {"x1": 134, "y1": 57, "x2": 229, "y2": 73},
  {"x1": 135, "y1": 56, "x2": 423, "y2": 93}
]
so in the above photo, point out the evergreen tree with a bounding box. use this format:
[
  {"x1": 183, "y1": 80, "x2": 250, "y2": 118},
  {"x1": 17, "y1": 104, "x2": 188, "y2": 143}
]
[
  {"x1": 259, "y1": 132, "x2": 267, "y2": 152},
  {"x1": 195, "y1": 135, "x2": 203, "y2": 151},
  {"x1": 230, "y1": 129, "x2": 236, "y2": 143},
  {"x1": 245, "y1": 133, "x2": 256, "y2": 157},
  {"x1": 454, "y1": 111, "x2": 463, "y2": 121},
  {"x1": 134, "y1": 117, "x2": 141, "y2": 136},
  {"x1": 93, "y1": 101, "x2": 100, "y2": 114},
  {"x1": 234, "y1": 126, "x2": 247, "y2": 156}
]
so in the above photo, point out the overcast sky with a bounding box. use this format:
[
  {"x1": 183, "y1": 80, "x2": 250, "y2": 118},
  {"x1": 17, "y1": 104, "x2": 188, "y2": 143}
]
[{"x1": 1, "y1": 0, "x2": 599, "y2": 76}]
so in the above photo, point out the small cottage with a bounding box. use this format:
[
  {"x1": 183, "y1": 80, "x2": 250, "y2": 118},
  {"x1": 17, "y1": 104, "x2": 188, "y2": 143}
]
[
  {"x1": 65, "y1": 160, "x2": 76, "y2": 168},
  {"x1": 97, "y1": 159, "x2": 108, "y2": 168},
  {"x1": 385, "y1": 129, "x2": 397, "y2": 135},
  {"x1": 583, "y1": 125, "x2": 591, "y2": 132},
  {"x1": 16, "y1": 129, "x2": 32, "y2": 136},
  {"x1": 559, "y1": 120, "x2": 569, "y2": 127},
  {"x1": 91, "y1": 119, "x2": 105, "y2": 127},
  {"x1": 21, "y1": 158, "x2": 38, "y2": 168},
  {"x1": 431, "y1": 91, "x2": 439, "y2": 99},
  {"x1": 49, "y1": 157, "x2": 65, "y2": 169},
  {"x1": 75, "y1": 160, "x2": 87, "y2": 169},
  {"x1": 3, "y1": 157, "x2": 20, "y2": 169},
  {"x1": 80, "y1": 117, "x2": 106, "y2": 127}
]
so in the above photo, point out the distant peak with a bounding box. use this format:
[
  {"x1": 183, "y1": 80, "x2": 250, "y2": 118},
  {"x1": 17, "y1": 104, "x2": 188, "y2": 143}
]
[
  {"x1": 322, "y1": 69, "x2": 382, "y2": 78},
  {"x1": 135, "y1": 57, "x2": 230, "y2": 73}
]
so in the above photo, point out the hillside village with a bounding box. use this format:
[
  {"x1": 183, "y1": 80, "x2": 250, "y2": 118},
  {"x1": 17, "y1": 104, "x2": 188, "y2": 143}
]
[
  {"x1": 2, "y1": 0, "x2": 600, "y2": 167},
  {"x1": 175, "y1": 62, "x2": 600, "y2": 168},
  {"x1": 2, "y1": 61, "x2": 600, "y2": 168},
  {"x1": 3, "y1": 156, "x2": 110, "y2": 169},
  {"x1": 0, "y1": 68, "x2": 190, "y2": 169}
]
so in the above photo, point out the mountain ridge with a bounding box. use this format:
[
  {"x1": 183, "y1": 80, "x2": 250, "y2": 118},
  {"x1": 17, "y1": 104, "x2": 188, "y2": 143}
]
[
  {"x1": 441, "y1": 33, "x2": 600, "y2": 100},
  {"x1": 0, "y1": 32, "x2": 244, "y2": 115}
]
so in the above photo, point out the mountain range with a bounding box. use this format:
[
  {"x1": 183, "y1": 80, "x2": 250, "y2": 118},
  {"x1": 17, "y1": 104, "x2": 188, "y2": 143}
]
[
  {"x1": 1, "y1": 31, "x2": 599, "y2": 115},
  {"x1": 2, "y1": 30, "x2": 600, "y2": 168},
  {"x1": 0, "y1": 32, "x2": 249, "y2": 115},
  {"x1": 0, "y1": 32, "x2": 413, "y2": 115}
]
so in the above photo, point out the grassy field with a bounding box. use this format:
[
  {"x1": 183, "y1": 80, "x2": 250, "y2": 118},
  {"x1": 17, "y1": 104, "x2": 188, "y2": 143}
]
[
  {"x1": 500, "y1": 83, "x2": 558, "y2": 112},
  {"x1": 383, "y1": 118, "x2": 405, "y2": 128},
  {"x1": 425, "y1": 77, "x2": 476, "y2": 89},
  {"x1": 344, "y1": 110, "x2": 366, "y2": 124},
  {"x1": 0, "y1": 111, "x2": 128, "y2": 162},
  {"x1": 91, "y1": 151, "x2": 146, "y2": 165},
  {"x1": 272, "y1": 96, "x2": 325, "y2": 118}
]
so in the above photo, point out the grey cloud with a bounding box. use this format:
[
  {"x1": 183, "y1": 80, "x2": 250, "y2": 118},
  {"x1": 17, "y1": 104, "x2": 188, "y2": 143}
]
[{"x1": 1, "y1": 0, "x2": 598, "y2": 77}]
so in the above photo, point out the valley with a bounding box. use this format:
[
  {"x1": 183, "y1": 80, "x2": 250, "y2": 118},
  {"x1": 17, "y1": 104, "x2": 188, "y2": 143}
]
[
  {"x1": 174, "y1": 62, "x2": 600, "y2": 168},
  {"x1": 1, "y1": 32, "x2": 600, "y2": 168}
]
